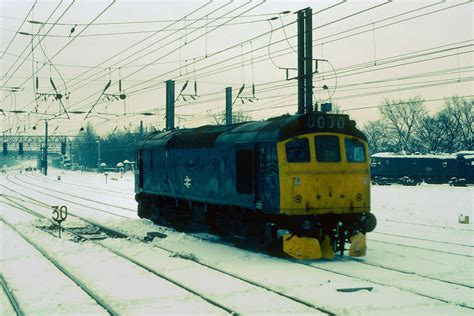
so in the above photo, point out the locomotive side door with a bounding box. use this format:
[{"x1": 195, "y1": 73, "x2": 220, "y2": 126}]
[
  {"x1": 235, "y1": 145, "x2": 256, "y2": 208},
  {"x1": 255, "y1": 144, "x2": 265, "y2": 209}
]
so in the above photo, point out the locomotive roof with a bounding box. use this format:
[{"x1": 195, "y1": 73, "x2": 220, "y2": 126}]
[{"x1": 138, "y1": 112, "x2": 366, "y2": 149}]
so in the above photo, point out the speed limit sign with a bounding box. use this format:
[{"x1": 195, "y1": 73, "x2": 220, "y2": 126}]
[{"x1": 52, "y1": 205, "x2": 68, "y2": 238}]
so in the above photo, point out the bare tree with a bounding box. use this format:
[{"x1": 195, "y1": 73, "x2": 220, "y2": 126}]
[
  {"x1": 415, "y1": 116, "x2": 446, "y2": 153},
  {"x1": 363, "y1": 120, "x2": 396, "y2": 154},
  {"x1": 211, "y1": 109, "x2": 252, "y2": 125},
  {"x1": 439, "y1": 96, "x2": 473, "y2": 151},
  {"x1": 379, "y1": 96, "x2": 427, "y2": 152}
]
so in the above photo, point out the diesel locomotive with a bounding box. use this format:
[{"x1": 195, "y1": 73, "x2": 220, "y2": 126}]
[{"x1": 135, "y1": 112, "x2": 377, "y2": 259}]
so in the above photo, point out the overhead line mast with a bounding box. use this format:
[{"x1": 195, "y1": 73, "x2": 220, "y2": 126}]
[{"x1": 297, "y1": 7, "x2": 314, "y2": 114}]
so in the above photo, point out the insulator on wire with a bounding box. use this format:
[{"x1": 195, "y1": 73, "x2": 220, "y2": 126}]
[
  {"x1": 50, "y1": 77, "x2": 57, "y2": 91},
  {"x1": 237, "y1": 84, "x2": 245, "y2": 97}
]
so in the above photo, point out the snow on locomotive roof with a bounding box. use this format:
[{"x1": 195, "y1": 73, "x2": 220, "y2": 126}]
[{"x1": 371, "y1": 152, "x2": 456, "y2": 159}]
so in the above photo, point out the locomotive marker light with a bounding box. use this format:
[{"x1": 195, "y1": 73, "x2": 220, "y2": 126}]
[{"x1": 52, "y1": 205, "x2": 68, "y2": 238}]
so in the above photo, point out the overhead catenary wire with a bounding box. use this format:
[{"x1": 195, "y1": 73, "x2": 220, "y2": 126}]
[
  {"x1": 39, "y1": 0, "x2": 336, "y2": 115},
  {"x1": 125, "y1": 1, "x2": 392, "y2": 95},
  {"x1": 39, "y1": 42, "x2": 473, "y2": 128},
  {"x1": 121, "y1": 0, "x2": 460, "y2": 98},
  {"x1": 10, "y1": 17, "x2": 278, "y2": 38},
  {"x1": 68, "y1": 1, "x2": 263, "y2": 117},
  {"x1": 5, "y1": 0, "x2": 430, "y2": 120},
  {"x1": 25, "y1": 11, "x2": 297, "y2": 26},
  {"x1": 3, "y1": 1, "x2": 472, "y2": 135},
  {"x1": 25, "y1": 0, "x2": 224, "y2": 123},
  {"x1": 0, "y1": 0, "x2": 38, "y2": 59},
  {"x1": 9, "y1": 0, "x2": 117, "y2": 125},
  {"x1": 3, "y1": 0, "x2": 66, "y2": 84}
]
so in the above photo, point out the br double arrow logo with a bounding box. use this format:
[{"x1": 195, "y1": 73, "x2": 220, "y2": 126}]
[{"x1": 184, "y1": 175, "x2": 191, "y2": 189}]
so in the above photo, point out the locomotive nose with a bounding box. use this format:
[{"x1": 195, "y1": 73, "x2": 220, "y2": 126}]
[{"x1": 360, "y1": 213, "x2": 377, "y2": 233}]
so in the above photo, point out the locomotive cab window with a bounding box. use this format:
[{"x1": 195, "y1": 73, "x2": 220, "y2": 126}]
[
  {"x1": 345, "y1": 138, "x2": 366, "y2": 162},
  {"x1": 286, "y1": 138, "x2": 310, "y2": 162},
  {"x1": 315, "y1": 135, "x2": 341, "y2": 162}
]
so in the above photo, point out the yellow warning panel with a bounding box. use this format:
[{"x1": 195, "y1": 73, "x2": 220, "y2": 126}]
[
  {"x1": 283, "y1": 235, "x2": 322, "y2": 260},
  {"x1": 349, "y1": 233, "x2": 367, "y2": 257}
]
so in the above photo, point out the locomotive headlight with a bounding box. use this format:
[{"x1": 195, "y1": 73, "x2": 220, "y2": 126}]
[{"x1": 294, "y1": 195, "x2": 302, "y2": 203}]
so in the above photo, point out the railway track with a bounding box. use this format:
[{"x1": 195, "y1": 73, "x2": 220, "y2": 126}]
[
  {"x1": 297, "y1": 259, "x2": 474, "y2": 310},
  {"x1": 13, "y1": 171, "x2": 473, "y2": 258},
  {"x1": 0, "y1": 192, "x2": 332, "y2": 315},
  {"x1": 378, "y1": 217, "x2": 474, "y2": 232},
  {"x1": 14, "y1": 173, "x2": 135, "y2": 214},
  {"x1": 1, "y1": 275, "x2": 24, "y2": 316},
  {"x1": 28, "y1": 172, "x2": 131, "y2": 199},
  {"x1": 370, "y1": 234, "x2": 473, "y2": 257},
  {"x1": 0, "y1": 216, "x2": 116, "y2": 315},
  {"x1": 184, "y1": 229, "x2": 474, "y2": 308},
  {"x1": 2, "y1": 174, "x2": 133, "y2": 219},
  {"x1": 4, "y1": 171, "x2": 473, "y2": 311},
  {"x1": 8, "y1": 170, "x2": 474, "y2": 263}
]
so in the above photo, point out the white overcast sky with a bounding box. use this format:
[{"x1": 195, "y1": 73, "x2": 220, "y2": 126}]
[{"x1": 1, "y1": 0, "x2": 473, "y2": 136}]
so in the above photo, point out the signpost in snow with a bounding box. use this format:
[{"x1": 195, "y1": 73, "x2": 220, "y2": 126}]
[{"x1": 52, "y1": 205, "x2": 68, "y2": 238}]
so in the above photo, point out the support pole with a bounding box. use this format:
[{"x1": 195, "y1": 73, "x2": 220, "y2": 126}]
[
  {"x1": 165, "y1": 80, "x2": 175, "y2": 130},
  {"x1": 297, "y1": 10, "x2": 305, "y2": 114},
  {"x1": 225, "y1": 87, "x2": 232, "y2": 125},
  {"x1": 97, "y1": 137, "x2": 101, "y2": 168},
  {"x1": 140, "y1": 120, "x2": 144, "y2": 137},
  {"x1": 44, "y1": 120, "x2": 48, "y2": 176},
  {"x1": 304, "y1": 8, "x2": 313, "y2": 113}
]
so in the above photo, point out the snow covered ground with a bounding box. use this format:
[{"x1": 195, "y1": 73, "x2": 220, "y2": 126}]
[{"x1": 1, "y1": 165, "x2": 472, "y2": 315}]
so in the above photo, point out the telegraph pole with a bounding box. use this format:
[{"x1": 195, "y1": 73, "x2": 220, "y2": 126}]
[
  {"x1": 297, "y1": 8, "x2": 314, "y2": 114},
  {"x1": 304, "y1": 7, "x2": 313, "y2": 113},
  {"x1": 97, "y1": 137, "x2": 101, "y2": 167},
  {"x1": 297, "y1": 10, "x2": 305, "y2": 114},
  {"x1": 225, "y1": 87, "x2": 232, "y2": 125},
  {"x1": 44, "y1": 120, "x2": 48, "y2": 176},
  {"x1": 165, "y1": 80, "x2": 175, "y2": 130}
]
